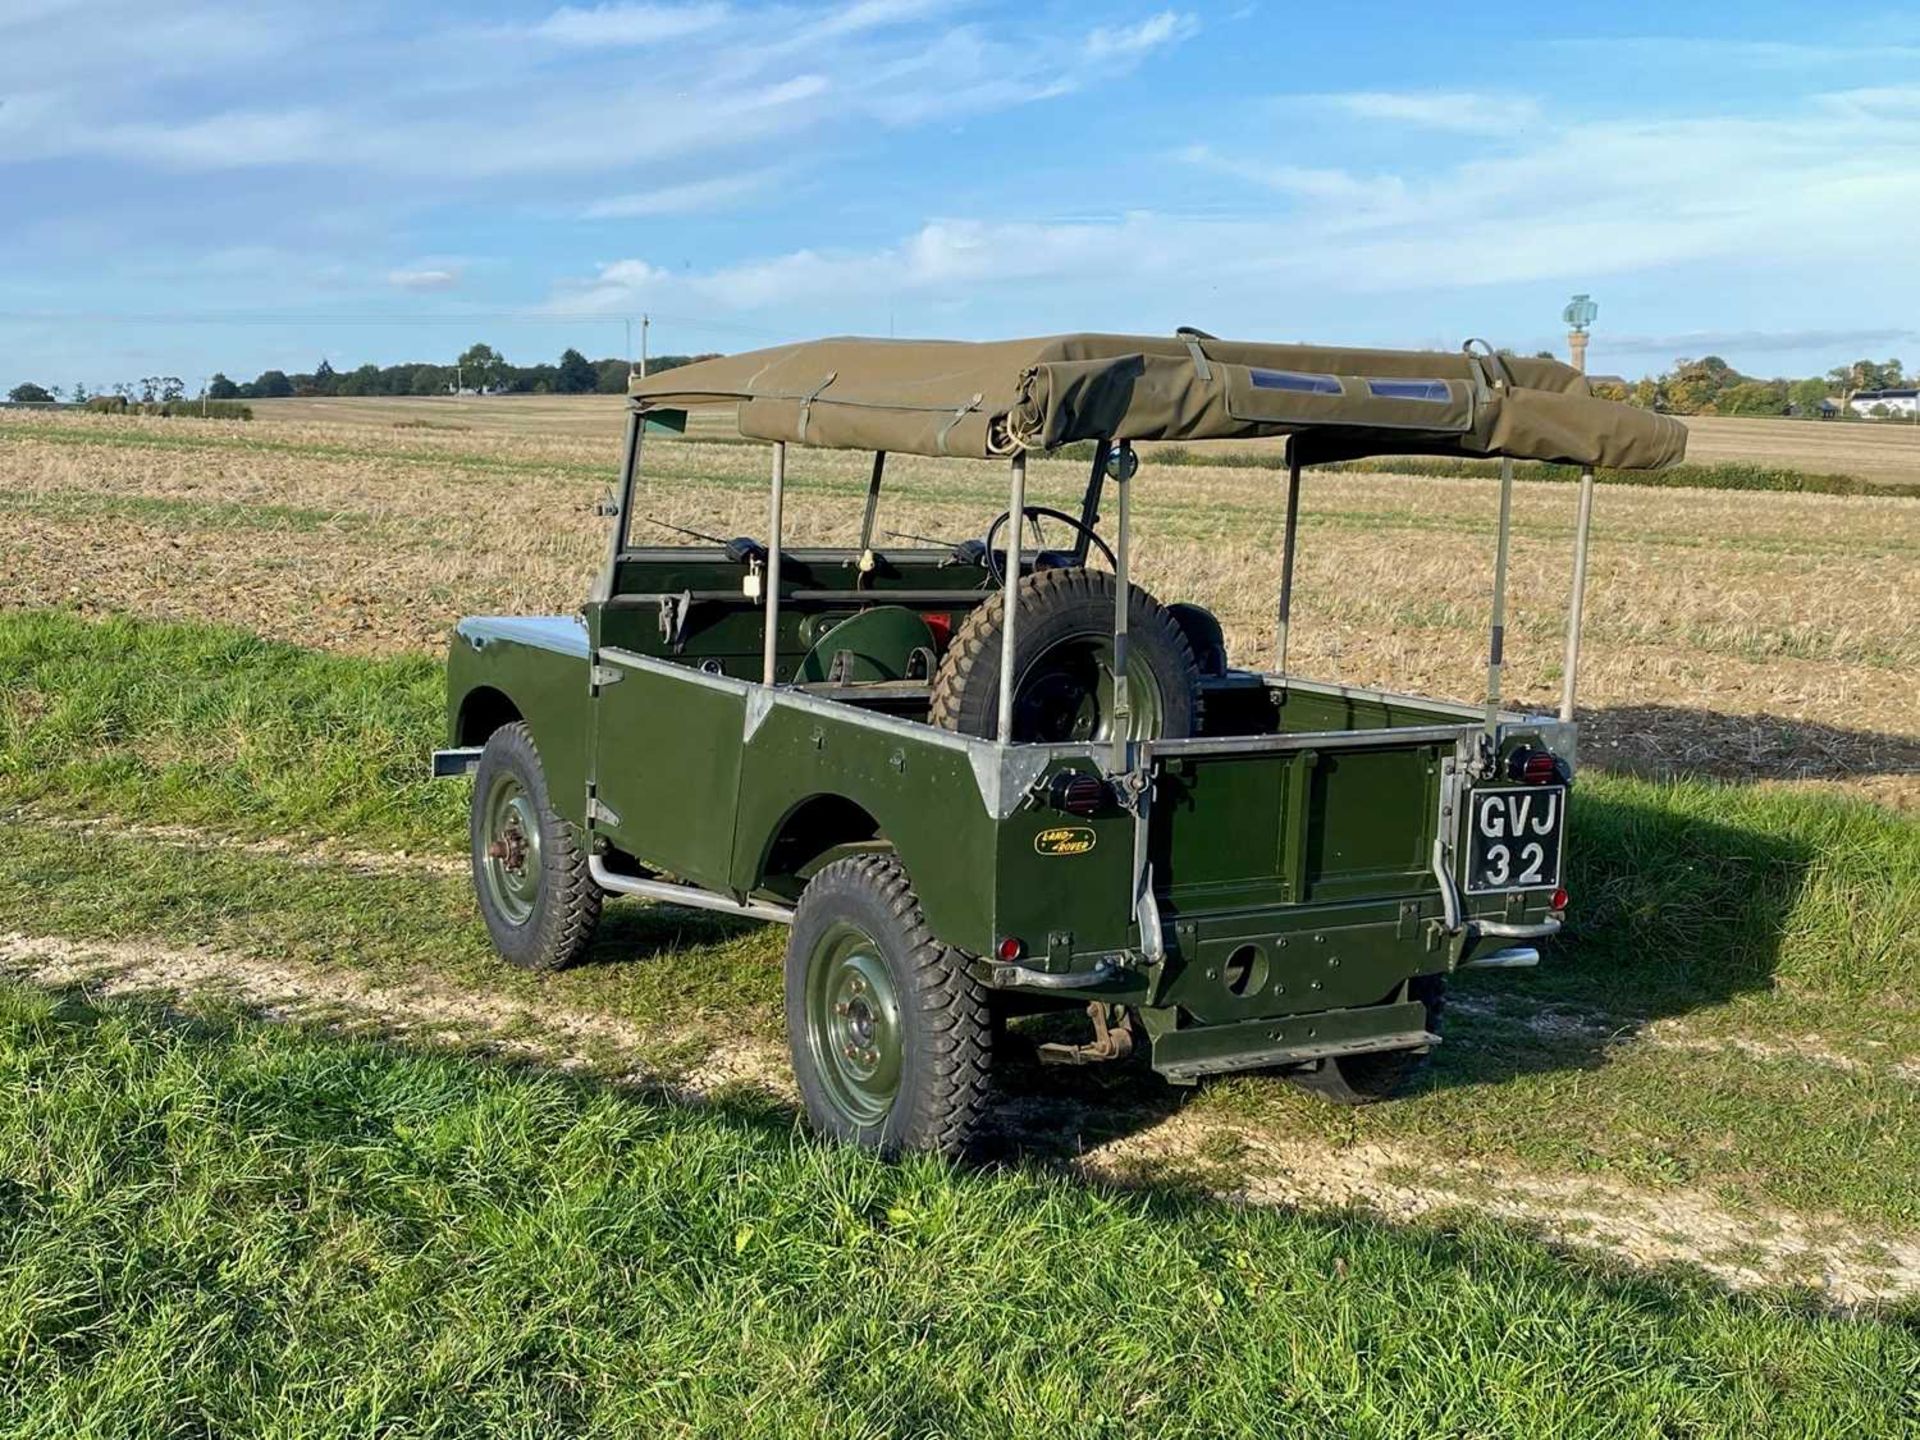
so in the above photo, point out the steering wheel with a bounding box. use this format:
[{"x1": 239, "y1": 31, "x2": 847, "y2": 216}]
[{"x1": 982, "y1": 505, "x2": 1116, "y2": 587}]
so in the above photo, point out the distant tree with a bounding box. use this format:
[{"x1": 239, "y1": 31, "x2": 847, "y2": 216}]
[
  {"x1": 1787, "y1": 378, "x2": 1830, "y2": 415},
  {"x1": 1717, "y1": 380, "x2": 1788, "y2": 417},
  {"x1": 70, "y1": 381, "x2": 90, "y2": 403},
  {"x1": 556, "y1": 347, "x2": 598, "y2": 394},
  {"x1": 1589, "y1": 379, "x2": 1630, "y2": 403},
  {"x1": 158, "y1": 376, "x2": 185, "y2": 402},
  {"x1": 336, "y1": 363, "x2": 384, "y2": 397},
  {"x1": 594, "y1": 357, "x2": 632, "y2": 394},
  {"x1": 8, "y1": 382, "x2": 53, "y2": 402},
  {"x1": 252, "y1": 369, "x2": 295, "y2": 399},
  {"x1": 311, "y1": 359, "x2": 339, "y2": 397},
  {"x1": 409, "y1": 364, "x2": 453, "y2": 396},
  {"x1": 456, "y1": 342, "x2": 508, "y2": 392},
  {"x1": 1828, "y1": 358, "x2": 1904, "y2": 400},
  {"x1": 207, "y1": 373, "x2": 240, "y2": 400},
  {"x1": 1629, "y1": 377, "x2": 1664, "y2": 410}
]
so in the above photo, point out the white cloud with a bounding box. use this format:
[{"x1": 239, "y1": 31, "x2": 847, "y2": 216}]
[
  {"x1": 387, "y1": 268, "x2": 461, "y2": 291},
  {"x1": 529, "y1": 3, "x2": 730, "y2": 46},
  {"x1": 583, "y1": 171, "x2": 772, "y2": 218},
  {"x1": 1085, "y1": 11, "x2": 1198, "y2": 63},
  {"x1": 1597, "y1": 327, "x2": 1918, "y2": 358},
  {"x1": 552, "y1": 76, "x2": 1920, "y2": 326},
  {"x1": 1319, "y1": 90, "x2": 1541, "y2": 135}
]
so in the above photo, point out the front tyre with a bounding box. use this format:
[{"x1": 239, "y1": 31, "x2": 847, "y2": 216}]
[
  {"x1": 470, "y1": 721, "x2": 602, "y2": 972},
  {"x1": 785, "y1": 855, "x2": 993, "y2": 1156}
]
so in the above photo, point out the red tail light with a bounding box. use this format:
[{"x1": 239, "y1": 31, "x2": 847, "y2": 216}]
[
  {"x1": 1046, "y1": 772, "x2": 1109, "y2": 817},
  {"x1": 1507, "y1": 748, "x2": 1563, "y2": 785},
  {"x1": 1551, "y1": 887, "x2": 1570, "y2": 912},
  {"x1": 996, "y1": 935, "x2": 1025, "y2": 962}
]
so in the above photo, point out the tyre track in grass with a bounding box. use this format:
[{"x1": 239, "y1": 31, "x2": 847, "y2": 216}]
[{"x1": 6, "y1": 925, "x2": 1918, "y2": 1310}]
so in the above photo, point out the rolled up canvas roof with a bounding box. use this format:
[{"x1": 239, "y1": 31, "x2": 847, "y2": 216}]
[{"x1": 627, "y1": 332, "x2": 1686, "y2": 470}]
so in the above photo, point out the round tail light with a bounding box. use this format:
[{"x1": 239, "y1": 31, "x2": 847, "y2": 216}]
[
  {"x1": 996, "y1": 935, "x2": 1025, "y2": 962},
  {"x1": 1551, "y1": 887, "x2": 1570, "y2": 912},
  {"x1": 1046, "y1": 772, "x2": 1109, "y2": 817},
  {"x1": 1508, "y1": 748, "x2": 1563, "y2": 785}
]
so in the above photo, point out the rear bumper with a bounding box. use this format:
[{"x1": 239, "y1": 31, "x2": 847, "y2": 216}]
[{"x1": 1150, "y1": 997, "x2": 1436, "y2": 1083}]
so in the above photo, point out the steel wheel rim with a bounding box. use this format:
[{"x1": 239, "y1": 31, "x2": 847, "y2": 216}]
[
  {"x1": 804, "y1": 920, "x2": 903, "y2": 1129},
  {"x1": 481, "y1": 772, "x2": 543, "y2": 926},
  {"x1": 1013, "y1": 637, "x2": 1165, "y2": 743}
]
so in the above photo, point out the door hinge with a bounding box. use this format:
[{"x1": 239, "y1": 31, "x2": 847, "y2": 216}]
[
  {"x1": 590, "y1": 663, "x2": 624, "y2": 688},
  {"x1": 587, "y1": 797, "x2": 622, "y2": 828}
]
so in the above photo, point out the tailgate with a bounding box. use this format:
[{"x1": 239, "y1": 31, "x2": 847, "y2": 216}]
[{"x1": 1150, "y1": 740, "x2": 1448, "y2": 912}]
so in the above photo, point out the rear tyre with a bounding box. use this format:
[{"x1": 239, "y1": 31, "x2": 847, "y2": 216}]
[
  {"x1": 785, "y1": 855, "x2": 993, "y2": 1156},
  {"x1": 1286, "y1": 975, "x2": 1446, "y2": 1104},
  {"x1": 470, "y1": 721, "x2": 602, "y2": 972},
  {"x1": 929, "y1": 568, "x2": 1201, "y2": 742}
]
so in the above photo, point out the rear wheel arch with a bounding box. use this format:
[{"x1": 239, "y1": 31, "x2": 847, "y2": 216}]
[{"x1": 754, "y1": 793, "x2": 887, "y2": 902}]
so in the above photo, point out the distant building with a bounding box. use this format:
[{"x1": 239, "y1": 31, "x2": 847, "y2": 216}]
[{"x1": 1848, "y1": 388, "x2": 1919, "y2": 418}]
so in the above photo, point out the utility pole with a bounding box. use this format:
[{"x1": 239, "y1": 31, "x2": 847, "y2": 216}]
[{"x1": 640, "y1": 314, "x2": 650, "y2": 379}]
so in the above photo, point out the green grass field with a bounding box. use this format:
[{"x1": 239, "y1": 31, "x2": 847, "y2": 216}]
[
  {"x1": 4, "y1": 982, "x2": 1916, "y2": 1438},
  {"x1": 3, "y1": 593, "x2": 1918, "y2": 1426}
]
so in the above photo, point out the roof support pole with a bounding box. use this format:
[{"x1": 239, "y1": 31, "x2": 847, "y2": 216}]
[
  {"x1": 1557, "y1": 467, "x2": 1595, "y2": 724},
  {"x1": 592, "y1": 405, "x2": 642, "y2": 604},
  {"x1": 763, "y1": 441, "x2": 786, "y2": 687},
  {"x1": 996, "y1": 450, "x2": 1028, "y2": 743},
  {"x1": 1275, "y1": 446, "x2": 1303, "y2": 679},
  {"x1": 1109, "y1": 443, "x2": 1134, "y2": 771},
  {"x1": 856, "y1": 450, "x2": 886, "y2": 574},
  {"x1": 1075, "y1": 440, "x2": 1112, "y2": 564},
  {"x1": 1482, "y1": 456, "x2": 1516, "y2": 755}
]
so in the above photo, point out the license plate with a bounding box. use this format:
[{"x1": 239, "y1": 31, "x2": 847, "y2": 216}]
[{"x1": 1463, "y1": 785, "x2": 1565, "y2": 894}]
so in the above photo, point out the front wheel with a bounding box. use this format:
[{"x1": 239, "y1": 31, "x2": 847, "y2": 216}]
[
  {"x1": 469, "y1": 722, "x2": 602, "y2": 972},
  {"x1": 784, "y1": 855, "x2": 993, "y2": 1156}
]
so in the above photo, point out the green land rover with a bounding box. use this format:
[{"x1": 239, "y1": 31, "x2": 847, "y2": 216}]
[{"x1": 433, "y1": 330, "x2": 1685, "y2": 1154}]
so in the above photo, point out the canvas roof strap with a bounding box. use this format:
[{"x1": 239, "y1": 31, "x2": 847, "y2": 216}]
[
  {"x1": 796, "y1": 371, "x2": 837, "y2": 442},
  {"x1": 1175, "y1": 325, "x2": 1216, "y2": 383},
  {"x1": 937, "y1": 392, "x2": 984, "y2": 456}
]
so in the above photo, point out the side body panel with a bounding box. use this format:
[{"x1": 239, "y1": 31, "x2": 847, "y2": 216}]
[
  {"x1": 590, "y1": 656, "x2": 747, "y2": 893},
  {"x1": 728, "y1": 700, "x2": 1001, "y2": 950},
  {"x1": 445, "y1": 617, "x2": 592, "y2": 828}
]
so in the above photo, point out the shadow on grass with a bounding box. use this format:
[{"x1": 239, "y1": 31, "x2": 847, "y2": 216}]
[{"x1": 1581, "y1": 702, "x2": 1920, "y2": 789}]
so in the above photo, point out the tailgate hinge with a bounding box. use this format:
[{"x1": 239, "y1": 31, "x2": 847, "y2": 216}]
[{"x1": 590, "y1": 662, "x2": 624, "y2": 688}]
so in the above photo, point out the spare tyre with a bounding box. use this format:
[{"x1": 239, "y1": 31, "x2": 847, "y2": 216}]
[{"x1": 930, "y1": 568, "x2": 1201, "y2": 743}]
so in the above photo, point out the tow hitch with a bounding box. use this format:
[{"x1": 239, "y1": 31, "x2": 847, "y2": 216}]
[{"x1": 1038, "y1": 1002, "x2": 1135, "y2": 1066}]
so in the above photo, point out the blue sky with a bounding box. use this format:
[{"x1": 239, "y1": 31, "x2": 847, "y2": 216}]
[{"x1": 4, "y1": 0, "x2": 1918, "y2": 391}]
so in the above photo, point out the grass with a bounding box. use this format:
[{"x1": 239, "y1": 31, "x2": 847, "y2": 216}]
[
  {"x1": 0, "y1": 609, "x2": 461, "y2": 852},
  {"x1": 3, "y1": 608, "x2": 1916, "y2": 1228},
  {"x1": 3, "y1": 980, "x2": 1916, "y2": 1438}
]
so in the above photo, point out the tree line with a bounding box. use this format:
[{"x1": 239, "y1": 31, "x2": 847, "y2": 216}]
[
  {"x1": 7, "y1": 343, "x2": 715, "y2": 406},
  {"x1": 1591, "y1": 356, "x2": 1907, "y2": 417},
  {"x1": 205, "y1": 343, "x2": 717, "y2": 401}
]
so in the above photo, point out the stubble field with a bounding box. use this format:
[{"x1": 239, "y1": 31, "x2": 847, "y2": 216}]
[{"x1": 1, "y1": 403, "x2": 1917, "y2": 1435}]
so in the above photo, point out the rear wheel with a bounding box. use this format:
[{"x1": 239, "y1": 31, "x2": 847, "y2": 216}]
[
  {"x1": 930, "y1": 568, "x2": 1201, "y2": 742},
  {"x1": 1287, "y1": 975, "x2": 1446, "y2": 1104},
  {"x1": 784, "y1": 855, "x2": 992, "y2": 1156},
  {"x1": 470, "y1": 722, "x2": 601, "y2": 972}
]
